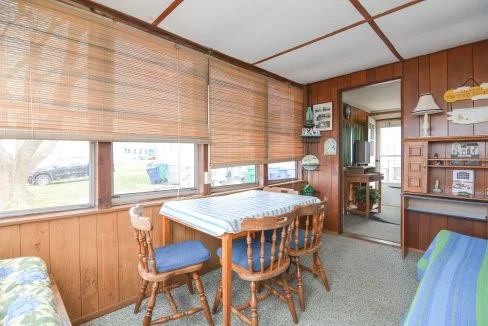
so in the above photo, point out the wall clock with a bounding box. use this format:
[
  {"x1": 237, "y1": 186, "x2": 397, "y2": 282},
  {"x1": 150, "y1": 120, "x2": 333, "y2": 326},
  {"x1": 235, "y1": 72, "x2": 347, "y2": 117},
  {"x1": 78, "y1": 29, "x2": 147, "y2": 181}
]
[{"x1": 343, "y1": 104, "x2": 352, "y2": 119}]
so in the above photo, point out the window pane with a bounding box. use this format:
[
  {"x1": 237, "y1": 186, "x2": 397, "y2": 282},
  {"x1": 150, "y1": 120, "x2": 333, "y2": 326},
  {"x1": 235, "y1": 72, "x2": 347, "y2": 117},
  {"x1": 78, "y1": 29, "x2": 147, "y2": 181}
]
[
  {"x1": 113, "y1": 143, "x2": 195, "y2": 195},
  {"x1": 211, "y1": 165, "x2": 256, "y2": 187},
  {"x1": 268, "y1": 161, "x2": 297, "y2": 181},
  {"x1": 0, "y1": 140, "x2": 92, "y2": 216}
]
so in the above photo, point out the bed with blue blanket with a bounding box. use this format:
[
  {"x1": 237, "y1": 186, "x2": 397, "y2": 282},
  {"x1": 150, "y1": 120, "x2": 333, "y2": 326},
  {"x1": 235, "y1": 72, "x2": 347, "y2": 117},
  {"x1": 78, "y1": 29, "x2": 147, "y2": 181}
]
[{"x1": 403, "y1": 230, "x2": 488, "y2": 325}]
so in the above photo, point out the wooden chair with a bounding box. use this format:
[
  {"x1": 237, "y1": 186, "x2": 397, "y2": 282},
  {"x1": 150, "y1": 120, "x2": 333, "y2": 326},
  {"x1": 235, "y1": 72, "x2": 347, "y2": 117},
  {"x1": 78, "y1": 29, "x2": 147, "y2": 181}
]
[
  {"x1": 262, "y1": 186, "x2": 299, "y2": 195},
  {"x1": 129, "y1": 205, "x2": 214, "y2": 326},
  {"x1": 281, "y1": 200, "x2": 330, "y2": 312},
  {"x1": 212, "y1": 211, "x2": 299, "y2": 326}
]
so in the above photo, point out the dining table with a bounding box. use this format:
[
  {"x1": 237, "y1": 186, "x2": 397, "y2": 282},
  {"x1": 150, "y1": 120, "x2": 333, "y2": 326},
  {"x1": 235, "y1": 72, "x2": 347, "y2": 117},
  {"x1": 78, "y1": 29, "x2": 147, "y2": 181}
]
[{"x1": 160, "y1": 189, "x2": 320, "y2": 325}]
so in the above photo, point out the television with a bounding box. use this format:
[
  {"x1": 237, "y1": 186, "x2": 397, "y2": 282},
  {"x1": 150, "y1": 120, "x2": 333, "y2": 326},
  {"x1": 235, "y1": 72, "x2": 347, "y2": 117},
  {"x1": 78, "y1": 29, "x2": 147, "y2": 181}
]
[{"x1": 354, "y1": 140, "x2": 370, "y2": 166}]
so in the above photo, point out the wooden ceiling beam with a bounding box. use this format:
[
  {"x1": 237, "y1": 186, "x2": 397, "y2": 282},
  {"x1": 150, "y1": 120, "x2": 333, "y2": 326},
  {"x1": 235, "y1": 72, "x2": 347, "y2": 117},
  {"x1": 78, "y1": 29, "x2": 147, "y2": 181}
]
[
  {"x1": 253, "y1": 0, "x2": 423, "y2": 65},
  {"x1": 349, "y1": 0, "x2": 403, "y2": 61},
  {"x1": 152, "y1": 0, "x2": 184, "y2": 26},
  {"x1": 55, "y1": 0, "x2": 304, "y2": 88}
]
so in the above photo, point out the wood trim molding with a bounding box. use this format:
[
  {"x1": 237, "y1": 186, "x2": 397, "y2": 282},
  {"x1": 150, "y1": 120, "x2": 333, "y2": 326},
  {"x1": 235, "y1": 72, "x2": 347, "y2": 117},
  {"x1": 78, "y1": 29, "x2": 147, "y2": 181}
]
[
  {"x1": 253, "y1": 1, "x2": 423, "y2": 65},
  {"x1": 55, "y1": 0, "x2": 303, "y2": 88},
  {"x1": 198, "y1": 144, "x2": 211, "y2": 195},
  {"x1": 368, "y1": 109, "x2": 401, "y2": 116},
  {"x1": 96, "y1": 142, "x2": 112, "y2": 209},
  {"x1": 349, "y1": 0, "x2": 404, "y2": 61},
  {"x1": 152, "y1": 0, "x2": 184, "y2": 26}
]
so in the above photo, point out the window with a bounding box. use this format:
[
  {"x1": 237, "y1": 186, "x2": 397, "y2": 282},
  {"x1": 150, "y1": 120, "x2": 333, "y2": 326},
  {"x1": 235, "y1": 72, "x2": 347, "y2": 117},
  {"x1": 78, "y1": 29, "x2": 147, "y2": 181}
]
[
  {"x1": 211, "y1": 165, "x2": 257, "y2": 188},
  {"x1": 113, "y1": 143, "x2": 196, "y2": 198},
  {"x1": 379, "y1": 124, "x2": 401, "y2": 183},
  {"x1": 0, "y1": 140, "x2": 93, "y2": 217},
  {"x1": 268, "y1": 161, "x2": 297, "y2": 182}
]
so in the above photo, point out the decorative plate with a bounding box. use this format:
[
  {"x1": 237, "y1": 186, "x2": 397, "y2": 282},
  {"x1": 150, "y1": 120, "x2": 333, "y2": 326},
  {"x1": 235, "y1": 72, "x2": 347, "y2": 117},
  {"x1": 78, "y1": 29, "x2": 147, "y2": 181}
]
[{"x1": 302, "y1": 155, "x2": 320, "y2": 171}]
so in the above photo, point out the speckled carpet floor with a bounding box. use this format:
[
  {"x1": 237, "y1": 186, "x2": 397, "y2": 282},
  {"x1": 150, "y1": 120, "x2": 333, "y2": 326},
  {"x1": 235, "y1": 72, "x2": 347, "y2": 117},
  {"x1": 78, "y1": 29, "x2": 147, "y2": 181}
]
[{"x1": 83, "y1": 235, "x2": 420, "y2": 326}]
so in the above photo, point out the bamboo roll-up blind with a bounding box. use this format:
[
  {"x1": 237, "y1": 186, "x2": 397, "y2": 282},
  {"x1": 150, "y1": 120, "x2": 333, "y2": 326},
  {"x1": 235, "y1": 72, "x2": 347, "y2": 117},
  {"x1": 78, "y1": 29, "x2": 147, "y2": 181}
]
[
  {"x1": 267, "y1": 80, "x2": 304, "y2": 163},
  {"x1": 0, "y1": 0, "x2": 209, "y2": 143},
  {"x1": 209, "y1": 58, "x2": 267, "y2": 168}
]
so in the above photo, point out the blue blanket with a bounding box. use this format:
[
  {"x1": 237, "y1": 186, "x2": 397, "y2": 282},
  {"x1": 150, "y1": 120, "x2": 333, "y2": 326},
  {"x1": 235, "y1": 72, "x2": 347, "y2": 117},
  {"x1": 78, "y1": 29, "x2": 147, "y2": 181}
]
[{"x1": 403, "y1": 230, "x2": 488, "y2": 325}]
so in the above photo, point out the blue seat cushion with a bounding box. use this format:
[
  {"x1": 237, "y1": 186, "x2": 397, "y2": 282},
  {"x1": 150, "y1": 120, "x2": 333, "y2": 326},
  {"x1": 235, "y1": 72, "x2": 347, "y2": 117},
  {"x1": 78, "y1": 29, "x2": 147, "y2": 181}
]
[
  {"x1": 217, "y1": 239, "x2": 278, "y2": 272},
  {"x1": 264, "y1": 228, "x2": 313, "y2": 249},
  {"x1": 151, "y1": 240, "x2": 211, "y2": 273}
]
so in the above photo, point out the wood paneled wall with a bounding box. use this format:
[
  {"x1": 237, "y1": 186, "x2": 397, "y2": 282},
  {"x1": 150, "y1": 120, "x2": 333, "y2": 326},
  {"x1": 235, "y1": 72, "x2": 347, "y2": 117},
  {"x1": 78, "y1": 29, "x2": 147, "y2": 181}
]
[
  {"x1": 0, "y1": 181, "x2": 303, "y2": 324},
  {"x1": 405, "y1": 211, "x2": 488, "y2": 251},
  {"x1": 346, "y1": 105, "x2": 369, "y2": 126},
  {"x1": 307, "y1": 39, "x2": 488, "y2": 235},
  {"x1": 0, "y1": 204, "x2": 220, "y2": 325}
]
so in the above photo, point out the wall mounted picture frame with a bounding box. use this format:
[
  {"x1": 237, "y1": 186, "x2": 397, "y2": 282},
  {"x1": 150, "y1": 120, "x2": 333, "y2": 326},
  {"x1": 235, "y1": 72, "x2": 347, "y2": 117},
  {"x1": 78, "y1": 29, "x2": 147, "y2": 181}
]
[{"x1": 313, "y1": 102, "x2": 333, "y2": 131}]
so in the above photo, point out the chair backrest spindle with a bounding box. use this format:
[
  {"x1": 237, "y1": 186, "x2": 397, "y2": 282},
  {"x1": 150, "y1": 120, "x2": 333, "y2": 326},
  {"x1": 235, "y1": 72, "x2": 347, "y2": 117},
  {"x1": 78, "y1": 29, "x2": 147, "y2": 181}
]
[
  {"x1": 241, "y1": 210, "x2": 297, "y2": 274},
  {"x1": 294, "y1": 200, "x2": 328, "y2": 252},
  {"x1": 129, "y1": 205, "x2": 156, "y2": 275}
]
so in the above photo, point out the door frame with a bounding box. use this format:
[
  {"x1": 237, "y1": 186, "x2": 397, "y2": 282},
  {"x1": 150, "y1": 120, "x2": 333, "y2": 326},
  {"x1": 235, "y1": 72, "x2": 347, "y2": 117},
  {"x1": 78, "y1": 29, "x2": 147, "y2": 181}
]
[{"x1": 338, "y1": 77, "x2": 403, "y2": 247}]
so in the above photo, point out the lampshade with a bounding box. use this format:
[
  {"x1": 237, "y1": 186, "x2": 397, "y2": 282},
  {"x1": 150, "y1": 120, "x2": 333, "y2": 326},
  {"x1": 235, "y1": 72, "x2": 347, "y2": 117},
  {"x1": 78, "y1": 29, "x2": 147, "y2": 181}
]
[{"x1": 411, "y1": 93, "x2": 443, "y2": 115}]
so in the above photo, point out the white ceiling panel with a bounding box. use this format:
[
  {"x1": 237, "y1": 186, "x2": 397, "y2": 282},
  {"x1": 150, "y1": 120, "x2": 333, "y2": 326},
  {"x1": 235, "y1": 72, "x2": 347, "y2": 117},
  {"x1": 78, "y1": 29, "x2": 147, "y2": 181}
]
[
  {"x1": 257, "y1": 24, "x2": 397, "y2": 84},
  {"x1": 376, "y1": 0, "x2": 488, "y2": 58},
  {"x1": 93, "y1": 0, "x2": 174, "y2": 23},
  {"x1": 343, "y1": 80, "x2": 401, "y2": 112},
  {"x1": 159, "y1": 0, "x2": 363, "y2": 63},
  {"x1": 359, "y1": 0, "x2": 412, "y2": 16}
]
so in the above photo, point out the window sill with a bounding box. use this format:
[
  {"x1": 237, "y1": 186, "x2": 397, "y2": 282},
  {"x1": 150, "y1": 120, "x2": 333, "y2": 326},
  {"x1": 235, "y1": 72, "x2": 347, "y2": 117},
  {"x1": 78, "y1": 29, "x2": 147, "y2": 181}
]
[{"x1": 0, "y1": 180, "x2": 307, "y2": 228}]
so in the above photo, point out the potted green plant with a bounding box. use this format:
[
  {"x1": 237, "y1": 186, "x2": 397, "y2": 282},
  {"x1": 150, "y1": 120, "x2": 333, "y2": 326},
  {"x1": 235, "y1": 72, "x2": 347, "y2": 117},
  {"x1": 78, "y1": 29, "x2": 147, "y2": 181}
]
[{"x1": 354, "y1": 184, "x2": 381, "y2": 211}]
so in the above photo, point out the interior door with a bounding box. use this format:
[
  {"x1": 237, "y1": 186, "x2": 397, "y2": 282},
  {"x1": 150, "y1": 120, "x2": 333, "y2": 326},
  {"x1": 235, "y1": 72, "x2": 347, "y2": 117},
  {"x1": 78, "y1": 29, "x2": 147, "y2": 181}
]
[{"x1": 403, "y1": 141, "x2": 428, "y2": 193}]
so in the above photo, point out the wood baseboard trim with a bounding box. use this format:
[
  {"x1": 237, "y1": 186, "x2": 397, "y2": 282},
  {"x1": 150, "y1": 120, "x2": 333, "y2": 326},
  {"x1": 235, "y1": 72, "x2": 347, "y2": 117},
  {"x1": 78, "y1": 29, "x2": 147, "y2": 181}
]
[
  {"x1": 71, "y1": 297, "x2": 140, "y2": 325},
  {"x1": 341, "y1": 232, "x2": 400, "y2": 248}
]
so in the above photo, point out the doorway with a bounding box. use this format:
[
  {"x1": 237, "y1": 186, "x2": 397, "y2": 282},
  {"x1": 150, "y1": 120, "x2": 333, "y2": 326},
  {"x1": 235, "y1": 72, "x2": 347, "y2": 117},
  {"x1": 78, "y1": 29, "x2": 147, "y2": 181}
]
[{"x1": 341, "y1": 80, "x2": 401, "y2": 244}]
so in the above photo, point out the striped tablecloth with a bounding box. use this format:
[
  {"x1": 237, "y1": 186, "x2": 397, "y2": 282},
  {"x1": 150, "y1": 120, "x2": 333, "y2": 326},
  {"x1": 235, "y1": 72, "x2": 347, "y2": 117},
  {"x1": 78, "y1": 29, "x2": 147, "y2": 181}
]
[{"x1": 160, "y1": 190, "x2": 320, "y2": 236}]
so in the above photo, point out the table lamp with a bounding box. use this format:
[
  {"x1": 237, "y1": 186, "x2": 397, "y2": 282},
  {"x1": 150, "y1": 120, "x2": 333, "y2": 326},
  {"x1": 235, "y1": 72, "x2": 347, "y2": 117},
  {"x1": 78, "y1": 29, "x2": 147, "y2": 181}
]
[{"x1": 411, "y1": 93, "x2": 443, "y2": 137}]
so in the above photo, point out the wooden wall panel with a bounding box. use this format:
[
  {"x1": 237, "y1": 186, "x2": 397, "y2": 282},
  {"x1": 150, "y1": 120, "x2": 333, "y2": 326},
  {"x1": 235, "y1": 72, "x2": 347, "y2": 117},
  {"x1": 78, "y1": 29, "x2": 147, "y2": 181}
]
[
  {"x1": 20, "y1": 221, "x2": 50, "y2": 270},
  {"x1": 97, "y1": 213, "x2": 120, "y2": 309},
  {"x1": 405, "y1": 211, "x2": 487, "y2": 252},
  {"x1": 50, "y1": 218, "x2": 81, "y2": 319},
  {"x1": 0, "y1": 225, "x2": 20, "y2": 259},
  {"x1": 402, "y1": 58, "x2": 420, "y2": 138},
  {"x1": 308, "y1": 40, "x2": 487, "y2": 240},
  {"x1": 429, "y1": 51, "x2": 448, "y2": 137},
  {"x1": 473, "y1": 40, "x2": 488, "y2": 134},
  {"x1": 117, "y1": 210, "x2": 139, "y2": 302},
  {"x1": 447, "y1": 45, "x2": 474, "y2": 136},
  {"x1": 79, "y1": 215, "x2": 99, "y2": 316}
]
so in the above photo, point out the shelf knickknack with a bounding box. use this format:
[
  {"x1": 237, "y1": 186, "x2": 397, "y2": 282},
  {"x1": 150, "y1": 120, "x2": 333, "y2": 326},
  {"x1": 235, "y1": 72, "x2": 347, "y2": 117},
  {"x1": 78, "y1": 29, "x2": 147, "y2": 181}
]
[{"x1": 302, "y1": 154, "x2": 320, "y2": 171}]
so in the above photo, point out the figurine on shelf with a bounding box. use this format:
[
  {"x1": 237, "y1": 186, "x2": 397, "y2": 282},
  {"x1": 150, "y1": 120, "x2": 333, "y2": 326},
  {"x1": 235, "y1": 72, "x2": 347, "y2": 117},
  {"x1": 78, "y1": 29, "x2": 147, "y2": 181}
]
[
  {"x1": 433, "y1": 153, "x2": 443, "y2": 165},
  {"x1": 305, "y1": 107, "x2": 314, "y2": 127},
  {"x1": 432, "y1": 179, "x2": 443, "y2": 194}
]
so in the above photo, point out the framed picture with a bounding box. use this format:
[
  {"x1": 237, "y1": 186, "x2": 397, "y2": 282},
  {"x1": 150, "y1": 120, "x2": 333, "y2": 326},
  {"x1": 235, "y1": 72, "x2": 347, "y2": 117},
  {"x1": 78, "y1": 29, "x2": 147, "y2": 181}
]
[
  {"x1": 452, "y1": 169, "x2": 474, "y2": 196},
  {"x1": 313, "y1": 102, "x2": 333, "y2": 131}
]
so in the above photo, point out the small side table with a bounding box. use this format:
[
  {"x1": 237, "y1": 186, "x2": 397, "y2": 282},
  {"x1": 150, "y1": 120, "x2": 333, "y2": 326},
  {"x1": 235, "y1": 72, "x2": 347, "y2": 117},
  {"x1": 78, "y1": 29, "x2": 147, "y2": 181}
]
[{"x1": 344, "y1": 172, "x2": 384, "y2": 218}]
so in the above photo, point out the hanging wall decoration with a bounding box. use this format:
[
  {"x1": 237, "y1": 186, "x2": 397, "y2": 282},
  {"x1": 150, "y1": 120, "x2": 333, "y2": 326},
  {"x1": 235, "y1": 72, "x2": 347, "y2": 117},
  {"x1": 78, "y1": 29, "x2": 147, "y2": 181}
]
[
  {"x1": 324, "y1": 138, "x2": 337, "y2": 156},
  {"x1": 313, "y1": 102, "x2": 333, "y2": 131},
  {"x1": 447, "y1": 106, "x2": 488, "y2": 124},
  {"x1": 443, "y1": 80, "x2": 488, "y2": 103}
]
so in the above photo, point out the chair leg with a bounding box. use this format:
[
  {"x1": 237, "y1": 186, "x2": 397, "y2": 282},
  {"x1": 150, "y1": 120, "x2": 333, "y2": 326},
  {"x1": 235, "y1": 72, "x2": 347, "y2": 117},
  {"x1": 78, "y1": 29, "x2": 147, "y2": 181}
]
[
  {"x1": 134, "y1": 279, "x2": 149, "y2": 314},
  {"x1": 186, "y1": 273, "x2": 194, "y2": 294},
  {"x1": 212, "y1": 279, "x2": 223, "y2": 314},
  {"x1": 193, "y1": 272, "x2": 214, "y2": 326},
  {"x1": 282, "y1": 274, "x2": 298, "y2": 324},
  {"x1": 295, "y1": 257, "x2": 305, "y2": 312},
  {"x1": 143, "y1": 282, "x2": 159, "y2": 326},
  {"x1": 250, "y1": 281, "x2": 258, "y2": 326},
  {"x1": 314, "y1": 253, "x2": 330, "y2": 291}
]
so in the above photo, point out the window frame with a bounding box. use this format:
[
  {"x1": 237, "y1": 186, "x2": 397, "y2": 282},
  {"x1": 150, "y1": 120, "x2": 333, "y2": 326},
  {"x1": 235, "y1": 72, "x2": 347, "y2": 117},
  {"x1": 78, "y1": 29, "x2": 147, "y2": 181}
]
[
  {"x1": 210, "y1": 165, "x2": 259, "y2": 193},
  {"x1": 267, "y1": 161, "x2": 299, "y2": 184},
  {"x1": 111, "y1": 143, "x2": 200, "y2": 206},
  {"x1": 0, "y1": 141, "x2": 96, "y2": 218}
]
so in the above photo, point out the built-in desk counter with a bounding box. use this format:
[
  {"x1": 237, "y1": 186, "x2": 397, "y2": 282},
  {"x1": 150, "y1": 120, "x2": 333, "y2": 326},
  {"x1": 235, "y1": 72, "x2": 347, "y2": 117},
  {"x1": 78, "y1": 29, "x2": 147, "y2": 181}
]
[{"x1": 403, "y1": 192, "x2": 488, "y2": 221}]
